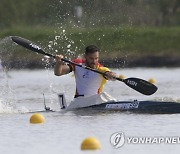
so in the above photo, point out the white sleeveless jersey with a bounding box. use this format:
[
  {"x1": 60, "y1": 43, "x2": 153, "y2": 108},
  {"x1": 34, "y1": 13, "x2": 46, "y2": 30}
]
[{"x1": 72, "y1": 59, "x2": 110, "y2": 96}]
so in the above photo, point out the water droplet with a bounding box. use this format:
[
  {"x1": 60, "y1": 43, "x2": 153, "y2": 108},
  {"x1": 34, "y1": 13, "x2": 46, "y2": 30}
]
[
  {"x1": 55, "y1": 36, "x2": 60, "y2": 40},
  {"x1": 44, "y1": 56, "x2": 50, "y2": 59},
  {"x1": 67, "y1": 44, "x2": 71, "y2": 48}
]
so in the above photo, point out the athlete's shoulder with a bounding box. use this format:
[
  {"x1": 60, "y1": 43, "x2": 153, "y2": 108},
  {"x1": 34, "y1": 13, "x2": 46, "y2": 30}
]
[
  {"x1": 73, "y1": 58, "x2": 85, "y2": 64},
  {"x1": 98, "y1": 65, "x2": 110, "y2": 72},
  {"x1": 71, "y1": 58, "x2": 85, "y2": 71}
]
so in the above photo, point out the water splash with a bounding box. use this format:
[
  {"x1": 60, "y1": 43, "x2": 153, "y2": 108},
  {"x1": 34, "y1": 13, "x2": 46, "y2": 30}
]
[
  {"x1": 47, "y1": 28, "x2": 76, "y2": 60},
  {"x1": 40, "y1": 28, "x2": 78, "y2": 109},
  {"x1": 0, "y1": 70, "x2": 16, "y2": 114},
  {"x1": 0, "y1": 36, "x2": 20, "y2": 70},
  {"x1": 41, "y1": 55, "x2": 51, "y2": 70}
]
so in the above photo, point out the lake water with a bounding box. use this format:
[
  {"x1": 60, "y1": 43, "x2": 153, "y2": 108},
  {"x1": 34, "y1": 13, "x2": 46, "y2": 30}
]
[{"x1": 0, "y1": 68, "x2": 180, "y2": 154}]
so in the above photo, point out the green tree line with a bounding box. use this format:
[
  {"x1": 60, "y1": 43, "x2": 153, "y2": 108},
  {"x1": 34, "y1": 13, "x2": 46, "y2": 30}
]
[{"x1": 0, "y1": 0, "x2": 179, "y2": 28}]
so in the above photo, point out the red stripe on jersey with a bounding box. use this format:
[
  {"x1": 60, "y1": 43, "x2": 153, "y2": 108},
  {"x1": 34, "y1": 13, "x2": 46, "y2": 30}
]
[
  {"x1": 73, "y1": 58, "x2": 85, "y2": 64},
  {"x1": 73, "y1": 58, "x2": 103, "y2": 67}
]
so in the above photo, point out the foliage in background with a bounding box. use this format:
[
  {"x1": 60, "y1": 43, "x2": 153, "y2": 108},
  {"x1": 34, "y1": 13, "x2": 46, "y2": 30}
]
[
  {"x1": 0, "y1": 0, "x2": 179, "y2": 68},
  {"x1": 0, "y1": 0, "x2": 179, "y2": 28},
  {"x1": 0, "y1": 26, "x2": 179, "y2": 60}
]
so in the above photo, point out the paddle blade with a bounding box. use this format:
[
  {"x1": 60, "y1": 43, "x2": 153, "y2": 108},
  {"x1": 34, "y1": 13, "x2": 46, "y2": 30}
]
[
  {"x1": 123, "y1": 78, "x2": 158, "y2": 95},
  {"x1": 11, "y1": 36, "x2": 54, "y2": 57}
]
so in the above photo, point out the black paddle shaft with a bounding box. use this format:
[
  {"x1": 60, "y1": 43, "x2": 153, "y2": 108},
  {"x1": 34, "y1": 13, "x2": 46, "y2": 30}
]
[{"x1": 11, "y1": 36, "x2": 158, "y2": 95}]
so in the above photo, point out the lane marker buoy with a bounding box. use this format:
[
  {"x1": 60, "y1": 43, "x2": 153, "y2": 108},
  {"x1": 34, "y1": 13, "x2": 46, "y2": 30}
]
[
  {"x1": 119, "y1": 75, "x2": 126, "y2": 79},
  {"x1": 148, "y1": 78, "x2": 157, "y2": 84},
  {"x1": 30, "y1": 113, "x2": 45, "y2": 124},
  {"x1": 81, "y1": 137, "x2": 101, "y2": 150}
]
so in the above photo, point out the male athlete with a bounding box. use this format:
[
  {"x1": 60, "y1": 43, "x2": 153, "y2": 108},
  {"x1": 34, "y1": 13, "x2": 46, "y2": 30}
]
[{"x1": 54, "y1": 45, "x2": 117, "y2": 100}]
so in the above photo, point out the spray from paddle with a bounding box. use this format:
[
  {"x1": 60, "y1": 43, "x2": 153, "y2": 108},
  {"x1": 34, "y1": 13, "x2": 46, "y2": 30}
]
[
  {"x1": 0, "y1": 37, "x2": 30, "y2": 113},
  {"x1": 0, "y1": 66, "x2": 16, "y2": 114}
]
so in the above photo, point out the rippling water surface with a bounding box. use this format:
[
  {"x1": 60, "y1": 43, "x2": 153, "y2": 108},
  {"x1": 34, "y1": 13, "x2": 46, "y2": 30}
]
[{"x1": 0, "y1": 68, "x2": 180, "y2": 154}]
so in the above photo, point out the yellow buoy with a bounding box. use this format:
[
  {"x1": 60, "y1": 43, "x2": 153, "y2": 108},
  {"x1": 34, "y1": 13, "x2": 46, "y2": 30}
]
[
  {"x1": 119, "y1": 74, "x2": 126, "y2": 80},
  {"x1": 30, "y1": 113, "x2": 45, "y2": 124},
  {"x1": 81, "y1": 137, "x2": 101, "y2": 150},
  {"x1": 148, "y1": 78, "x2": 157, "y2": 84}
]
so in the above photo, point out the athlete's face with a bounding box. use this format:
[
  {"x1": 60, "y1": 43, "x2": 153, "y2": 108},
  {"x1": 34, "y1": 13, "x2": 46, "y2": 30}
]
[{"x1": 85, "y1": 52, "x2": 99, "y2": 68}]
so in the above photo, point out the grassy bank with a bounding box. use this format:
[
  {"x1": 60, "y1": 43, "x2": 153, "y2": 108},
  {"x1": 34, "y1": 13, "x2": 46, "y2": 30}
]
[{"x1": 0, "y1": 26, "x2": 180, "y2": 68}]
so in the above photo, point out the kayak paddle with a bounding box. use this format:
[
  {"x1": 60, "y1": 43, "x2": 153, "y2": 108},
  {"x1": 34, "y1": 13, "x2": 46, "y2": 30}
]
[{"x1": 11, "y1": 36, "x2": 158, "y2": 95}]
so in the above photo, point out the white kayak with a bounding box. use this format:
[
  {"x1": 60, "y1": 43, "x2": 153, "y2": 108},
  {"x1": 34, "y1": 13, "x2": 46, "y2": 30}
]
[
  {"x1": 57, "y1": 92, "x2": 180, "y2": 114},
  {"x1": 64, "y1": 92, "x2": 117, "y2": 110}
]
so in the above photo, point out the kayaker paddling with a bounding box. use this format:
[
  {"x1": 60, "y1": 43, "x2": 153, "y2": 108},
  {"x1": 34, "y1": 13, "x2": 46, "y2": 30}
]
[
  {"x1": 54, "y1": 45, "x2": 117, "y2": 98},
  {"x1": 10, "y1": 36, "x2": 158, "y2": 110}
]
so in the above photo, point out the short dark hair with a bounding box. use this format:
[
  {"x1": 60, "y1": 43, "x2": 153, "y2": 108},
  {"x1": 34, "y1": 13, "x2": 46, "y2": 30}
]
[{"x1": 85, "y1": 45, "x2": 99, "y2": 55}]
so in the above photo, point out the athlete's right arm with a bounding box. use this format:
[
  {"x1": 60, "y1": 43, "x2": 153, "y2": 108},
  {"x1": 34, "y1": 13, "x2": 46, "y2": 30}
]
[{"x1": 54, "y1": 55, "x2": 72, "y2": 76}]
